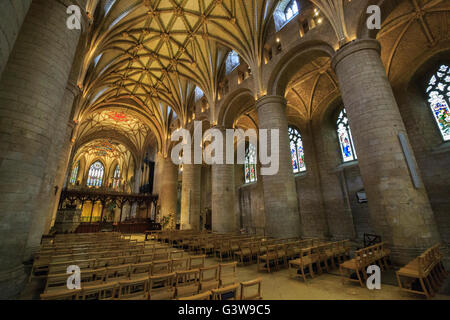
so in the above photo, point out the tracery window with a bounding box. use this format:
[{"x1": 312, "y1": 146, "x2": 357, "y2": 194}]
[
  {"x1": 70, "y1": 162, "x2": 79, "y2": 185},
  {"x1": 225, "y1": 51, "x2": 240, "y2": 75},
  {"x1": 112, "y1": 165, "x2": 121, "y2": 189},
  {"x1": 337, "y1": 108, "x2": 357, "y2": 163},
  {"x1": 87, "y1": 161, "x2": 104, "y2": 187},
  {"x1": 426, "y1": 64, "x2": 450, "y2": 141},
  {"x1": 289, "y1": 126, "x2": 306, "y2": 173},
  {"x1": 244, "y1": 144, "x2": 257, "y2": 184}
]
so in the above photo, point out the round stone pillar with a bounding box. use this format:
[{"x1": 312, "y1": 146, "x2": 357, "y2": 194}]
[
  {"x1": 211, "y1": 126, "x2": 237, "y2": 234},
  {"x1": 159, "y1": 156, "x2": 178, "y2": 229},
  {"x1": 180, "y1": 163, "x2": 201, "y2": 230},
  {"x1": 153, "y1": 152, "x2": 164, "y2": 195},
  {"x1": 256, "y1": 95, "x2": 301, "y2": 238},
  {"x1": 0, "y1": 0, "x2": 82, "y2": 298},
  {"x1": 0, "y1": 0, "x2": 32, "y2": 77},
  {"x1": 331, "y1": 39, "x2": 440, "y2": 263}
]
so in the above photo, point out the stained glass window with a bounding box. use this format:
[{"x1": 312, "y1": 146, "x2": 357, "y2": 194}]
[
  {"x1": 244, "y1": 144, "x2": 257, "y2": 184},
  {"x1": 87, "y1": 161, "x2": 104, "y2": 187},
  {"x1": 112, "y1": 165, "x2": 121, "y2": 189},
  {"x1": 289, "y1": 126, "x2": 306, "y2": 173},
  {"x1": 426, "y1": 64, "x2": 450, "y2": 141},
  {"x1": 70, "y1": 162, "x2": 79, "y2": 185},
  {"x1": 225, "y1": 51, "x2": 240, "y2": 75},
  {"x1": 337, "y1": 108, "x2": 357, "y2": 162},
  {"x1": 284, "y1": 0, "x2": 299, "y2": 21}
]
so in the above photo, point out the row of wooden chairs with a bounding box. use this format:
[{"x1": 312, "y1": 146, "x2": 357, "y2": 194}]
[
  {"x1": 44, "y1": 256, "x2": 208, "y2": 292},
  {"x1": 396, "y1": 243, "x2": 447, "y2": 298},
  {"x1": 42, "y1": 262, "x2": 260, "y2": 300},
  {"x1": 339, "y1": 242, "x2": 390, "y2": 287},
  {"x1": 289, "y1": 240, "x2": 351, "y2": 281},
  {"x1": 32, "y1": 242, "x2": 170, "y2": 278}
]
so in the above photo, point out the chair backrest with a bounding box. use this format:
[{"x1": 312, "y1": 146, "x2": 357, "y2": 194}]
[
  {"x1": 172, "y1": 257, "x2": 189, "y2": 272},
  {"x1": 178, "y1": 290, "x2": 211, "y2": 300},
  {"x1": 151, "y1": 260, "x2": 171, "y2": 275},
  {"x1": 240, "y1": 278, "x2": 262, "y2": 300},
  {"x1": 117, "y1": 278, "x2": 149, "y2": 300},
  {"x1": 189, "y1": 255, "x2": 206, "y2": 269},
  {"x1": 219, "y1": 262, "x2": 237, "y2": 287},
  {"x1": 148, "y1": 273, "x2": 176, "y2": 300},
  {"x1": 78, "y1": 283, "x2": 118, "y2": 300},
  {"x1": 200, "y1": 265, "x2": 219, "y2": 283}
]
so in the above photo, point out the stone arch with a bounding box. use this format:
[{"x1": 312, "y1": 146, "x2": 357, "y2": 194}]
[
  {"x1": 266, "y1": 41, "x2": 335, "y2": 97},
  {"x1": 217, "y1": 88, "x2": 256, "y2": 128}
]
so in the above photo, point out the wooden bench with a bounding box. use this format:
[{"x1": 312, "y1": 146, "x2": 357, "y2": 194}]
[{"x1": 396, "y1": 244, "x2": 447, "y2": 299}]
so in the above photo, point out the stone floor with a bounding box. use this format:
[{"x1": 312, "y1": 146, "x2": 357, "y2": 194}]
[{"x1": 20, "y1": 234, "x2": 450, "y2": 300}]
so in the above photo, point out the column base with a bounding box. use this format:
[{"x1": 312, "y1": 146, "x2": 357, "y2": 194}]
[{"x1": 0, "y1": 264, "x2": 27, "y2": 299}]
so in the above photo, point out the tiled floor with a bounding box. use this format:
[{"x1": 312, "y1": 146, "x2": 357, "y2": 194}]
[{"x1": 21, "y1": 234, "x2": 450, "y2": 300}]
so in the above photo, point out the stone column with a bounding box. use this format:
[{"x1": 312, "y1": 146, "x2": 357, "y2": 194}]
[
  {"x1": 180, "y1": 163, "x2": 202, "y2": 230},
  {"x1": 211, "y1": 126, "x2": 237, "y2": 234},
  {"x1": 0, "y1": 0, "x2": 32, "y2": 77},
  {"x1": 153, "y1": 152, "x2": 164, "y2": 195},
  {"x1": 331, "y1": 39, "x2": 440, "y2": 262},
  {"x1": 159, "y1": 156, "x2": 178, "y2": 228},
  {"x1": 0, "y1": 0, "x2": 82, "y2": 298},
  {"x1": 256, "y1": 95, "x2": 301, "y2": 238}
]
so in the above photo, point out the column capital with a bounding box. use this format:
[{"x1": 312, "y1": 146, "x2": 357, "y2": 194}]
[
  {"x1": 331, "y1": 39, "x2": 381, "y2": 72},
  {"x1": 255, "y1": 95, "x2": 287, "y2": 112}
]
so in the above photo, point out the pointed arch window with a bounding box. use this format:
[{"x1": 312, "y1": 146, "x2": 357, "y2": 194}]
[
  {"x1": 87, "y1": 161, "x2": 104, "y2": 187},
  {"x1": 337, "y1": 108, "x2": 357, "y2": 162},
  {"x1": 426, "y1": 64, "x2": 450, "y2": 141},
  {"x1": 70, "y1": 162, "x2": 79, "y2": 185},
  {"x1": 289, "y1": 126, "x2": 306, "y2": 173},
  {"x1": 112, "y1": 165, "x2": 121, "y2": 189},
  {"x1": 225, "y1": 51, "x2": 240, "y2": 75},
  {"x1": 244, "y1": 144, "x2": 257, "y2": 184}
]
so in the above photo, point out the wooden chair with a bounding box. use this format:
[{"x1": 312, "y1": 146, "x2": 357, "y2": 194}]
[
  {"x1": 175, "y1": 269, "x2": 200, "y2": 298},
  {"x1": 77, "y1": 283, "x2": 118, "y2": 300},
  {"x1": 130, "y1": 262, "x2": 152, "y2": 280},
  {"x1": 148, "y1": 273, "x2": 176, "y2": 300},
  {"x1": 257, "y1": 244, "x2": 278, "y2": 272},
  {"x1": 219, "y1": 262, "x2": 238, "y2": 287},
  {"x1": 234, "y1": 243, "x2": 252, "y2": 265},
  {"x1": 105, "y1": 264, "x2": 130, "y2": 282},
  {"x1": 288, "y1": 248, "x2": 320, "y2": 282},
  {"x1": 178, "y1": 290, "x2": 211, "y2": 300},
  {"x1": 199, "y1": 265, "x2": 219, "y2": 292},
  {"x1": 396, "y1": 244, "x2": 447, "y2": 299},
  {"x1": 339, "y1": 247, "x2": 369, "y2": 288},
  {"x1": 212, "y1": 283, "x2": 240, "y2": 300},
  {"x1": 189, "y1": 255, "x2": 206, "y2": 269},
  {"x1": 171, "y1": 257, "x2": 189, "y2": 272},
  {"x1": 240, "y1": 278, "x2": 262, "y2": 300},
  {"x1": 117, "y1": 278, "x2": 149, "y2": 300},
  {"x1": 151, "y1": 260, "x2": 171, "y2": 275}
]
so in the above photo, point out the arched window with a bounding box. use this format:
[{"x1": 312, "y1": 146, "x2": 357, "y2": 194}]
[
  {"x1": 284, "y1": 0, "x2": 299, "y2": 21},
  {"x1": 337, "y1": 108, "x2": 357, "y2": 162},
  {"x1": 225, "y1": 51, "x2": 240, "y2": 75},
  {"x1": 289, "y1": 126, "x2": 306, "y2": 173},
  {"x1": 244, "y1": 144, "x2": 257, "y2": 184},
  {"x1": 112, "y1": 165, "x2": 121, "y2": 189},
  {"x1": 87, "y1": 161, "x2": 104, "y2": 187},
  {"x1": 426, "y1": 64, "x2": 450, "y2": 141},
  {"x1": 69, "y1": 162, "x2": 79, "y2": 185},
  {"x1": 274, "y1": 0, "x2": 300, "y2": 31}
]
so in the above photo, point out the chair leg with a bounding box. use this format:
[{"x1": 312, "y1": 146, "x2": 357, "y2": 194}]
[
  {"x1": 356, "y1": 270, "x2": 364, "y2": 288},
  {"x1": 419, "y1": 278, "x2": 431, "y2": 299}
]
